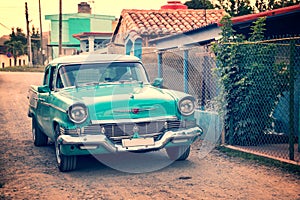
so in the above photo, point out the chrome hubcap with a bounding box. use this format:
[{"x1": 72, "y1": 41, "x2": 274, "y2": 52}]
[
  {"x1": 55, "y1": 140, "x2": 61, "y2": 165},
  {"x1": 32, "y1": 127, "x2": 36, "y2": 141}
]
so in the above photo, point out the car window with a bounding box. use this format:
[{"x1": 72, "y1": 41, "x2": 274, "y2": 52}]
[
  {"x1": 49, "y1": 67, "x2": 56, "y2": 91},
  {"x1": 100, "y1": 66, "x2": 131, "y2": 82},
  {"x1": 58, "y1": 62, "x2": 149, "y2": 87},
  {"x1": 56, "y1": 72, "x2": 64, "y2": 89},
  {"x1": 43, "y1": 67, "x2": 50, "y2": 86},
  {"x1": 76, "y1": 68, "x2": 100, "y2": 84}
]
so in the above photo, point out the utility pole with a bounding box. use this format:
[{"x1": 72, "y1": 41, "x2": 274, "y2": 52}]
[
  {"x1": 203, "y1": 0, "x2": 207, "y2": 24},
  {"x1": 25, "y1": 2, "x2": 33, "y2": 67},
  {"x1": 39, "y1": 0, "x2": 44, "y2": 64},
  {"x1": 59, "y1": 0, "x2": 62, "y2": 56}
]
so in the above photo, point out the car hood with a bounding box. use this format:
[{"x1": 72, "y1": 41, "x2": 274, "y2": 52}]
[{"x1": 58, "y1": 83, "x2": 178, "y2": 120}]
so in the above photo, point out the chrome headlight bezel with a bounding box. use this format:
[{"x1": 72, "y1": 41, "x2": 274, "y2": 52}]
[
  {"x1": 178, "y1": 96, "x2": 196, "y2": 116},
  {"x1": 68, "y1": 103, "x2": 88, "y2": 124}
]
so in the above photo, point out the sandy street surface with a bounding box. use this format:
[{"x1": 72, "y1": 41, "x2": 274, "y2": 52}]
[{"x1": 0, "y1": 72, "x2": 299, "y2": 200}]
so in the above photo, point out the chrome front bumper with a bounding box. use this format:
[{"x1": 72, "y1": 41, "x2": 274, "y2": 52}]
[{"x1": 58, "y1": 126, "x2": 202, "y2": 153}]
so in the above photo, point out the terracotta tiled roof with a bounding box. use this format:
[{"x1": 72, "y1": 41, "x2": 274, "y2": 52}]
[
  {"x1": 0, "y1": 35, "x2": 9, "y2": 45},
  {"x1": 119, "y1": 9, "x2": 226, "y2": 36}
]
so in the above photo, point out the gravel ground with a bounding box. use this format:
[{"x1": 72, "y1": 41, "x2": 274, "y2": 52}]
[{"x1": 0, "y1": 72, "x2": 299, "y2": 200}]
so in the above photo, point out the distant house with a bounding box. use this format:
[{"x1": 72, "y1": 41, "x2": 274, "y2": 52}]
[
  {"x1": 45, "y1": 2, "x2": 117, "y2": 59},
  {"x1": 72, "y1": 32, "x2": 114, "y2": 53},
  {"x1": 109, "y1": 1, "x2": 226, "y2": 58}
]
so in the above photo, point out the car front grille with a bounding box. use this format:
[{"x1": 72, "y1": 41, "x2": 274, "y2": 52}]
[
  {"x1": 61, "y1": 119, "x2": 196, "y2": 145},
  {"x1": 82, "y1": 120, "x2": 183, "y2": 144}
]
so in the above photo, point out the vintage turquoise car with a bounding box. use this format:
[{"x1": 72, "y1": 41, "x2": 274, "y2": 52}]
[{"x1": 27, "y1": 54, "x2": 202, "y2": 171}]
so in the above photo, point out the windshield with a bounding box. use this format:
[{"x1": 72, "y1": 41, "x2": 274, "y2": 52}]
[{"x1": 57, "y1": 62, "x2": 149, "y2": 88}]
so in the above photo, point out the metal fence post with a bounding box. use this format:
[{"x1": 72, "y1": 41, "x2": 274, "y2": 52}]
[
  {"x1": 299, "y1": 94, "x2": 300, "y2": 153},
  {"x1": 183, "y1": 48, "x2": 189, "y2": 93},
  {"x1": 158, "y1": 51, "x2": 163, "y2": 79},
  {"x1": 289, "y1": 40, "x2": 295, "y2": 160}
]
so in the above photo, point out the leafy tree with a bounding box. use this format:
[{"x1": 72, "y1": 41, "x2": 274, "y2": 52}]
[
  {"x1": 255, "y1": 0, "x2": 300, "y2": 12},
  {"x1": 212, "y1": 16, "x2": 246, "y2": 144},
  {"x1": 4, "y1": 28, "x2": 27, "y2": 66},
  {"x1": 184, "y1": 0, "x2": 215, "y2": 9},
  {"x1": 215, "y1": 0, "x2": 254, "y2": 16}
]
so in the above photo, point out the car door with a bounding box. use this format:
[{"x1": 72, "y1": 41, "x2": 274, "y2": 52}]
[{"x1": 36, "y1": 65, "x2": 55, "y2": 137}]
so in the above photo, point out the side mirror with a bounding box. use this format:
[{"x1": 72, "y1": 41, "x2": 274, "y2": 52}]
[
  {"x1": 38, "y1": 85, "x2": 50, "y2": 93},
  {"x1": 152, "y1": 78, "x2": 163, "y2": 88}
]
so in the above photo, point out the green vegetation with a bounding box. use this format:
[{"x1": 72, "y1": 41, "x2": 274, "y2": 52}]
[
  {"x1": 4, "y1": 28, "x2": 27, "y2": 67},
  {"x1": 213, "y1": 16, "x2": 289, "y2": 146},
  {"x1": 185, "y1": 0, "x2": 300, "y2": 17},
  {"x1": 217, "y1": 146, "x2": 300, "y2": 176},
  {"x1": 3, "y1": 27, "x2": 43, "y2": 66},
  {"x1": 184, "y1": 0, "x2": 215, "y2": 9},
  {"x1": 0, "y1": 66, "x2": 44, "y2": 72}
]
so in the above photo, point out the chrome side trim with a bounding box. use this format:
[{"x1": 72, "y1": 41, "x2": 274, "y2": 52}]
[
  {"x1": 40, "y1": 101, "x2": 66, "y2": 113},
  {"x1": 28, "y1": 87, "x2": 38, "y2": 94},
  {"x1": 50, "y1": 104, "x2": 66, "y2": 113},
  {"x1": 91, "y1": 116, "x2": 178, "y2": 124}
]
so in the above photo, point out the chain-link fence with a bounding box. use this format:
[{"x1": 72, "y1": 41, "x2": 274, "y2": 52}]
[
  {"x1": 219, "y1": 37, "x2": 300, "y2": 163},
  {"x1": 142, "y1": 36, "x2": 300, "y2": 163},
  {"x1": 142, "y1": 46, "x2": 219, "y2": 111}
]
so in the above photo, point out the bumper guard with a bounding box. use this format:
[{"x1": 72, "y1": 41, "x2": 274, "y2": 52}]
[{"x1": 58, "y1": 126, "x2": 202, "y2": 153}]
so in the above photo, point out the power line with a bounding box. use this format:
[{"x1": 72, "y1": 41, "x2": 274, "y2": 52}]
[{"x1": 0, "y1": 22, "x2": 10, "y2": 31}]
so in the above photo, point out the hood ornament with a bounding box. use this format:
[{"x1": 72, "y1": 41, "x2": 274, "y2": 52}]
[
  {"x1": 113, "y1": 107, "x2": 156, "y2": 114},
  {"x1": 131, "y1": 108, "x2": 140, "y2": 114}
]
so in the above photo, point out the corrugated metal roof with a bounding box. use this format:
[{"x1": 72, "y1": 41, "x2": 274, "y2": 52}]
[{"x1": 230, "y1": 4, "x2": 300, "y2": 25}]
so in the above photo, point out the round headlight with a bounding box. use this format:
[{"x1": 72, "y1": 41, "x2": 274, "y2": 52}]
[
  {"x1": 178, "y1": 97, "x2": 196, "y2": 116},
  {"x1": 68, "y1": 103, "x2": 88, "y2": 124}
]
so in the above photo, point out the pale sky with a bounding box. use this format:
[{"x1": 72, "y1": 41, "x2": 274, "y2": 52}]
[
  {"x1": 0, "y1": 0, "x2": 257, "y2": 37},
  {"x1": 0, "y1": 0, "x2": 192, "y2": 36}
]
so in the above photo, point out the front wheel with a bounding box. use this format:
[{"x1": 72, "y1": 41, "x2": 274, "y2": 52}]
[
  {"x1": 166, "y1": 146, "x2": 190, "y2": 161},
  {"x1": 32, "y1": 118, "x2": 48, "y2": 146},
  {"x1": 55, "y1": 125, "x2": 77, "y2": 172}
]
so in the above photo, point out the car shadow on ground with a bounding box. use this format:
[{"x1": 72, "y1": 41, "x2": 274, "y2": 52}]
[
  {"x1": 73, "y1": 150, "x2": 196, "y2": 174},
  {"x1": 42, "y1": 141, "x2": 196, "y2": 174}
]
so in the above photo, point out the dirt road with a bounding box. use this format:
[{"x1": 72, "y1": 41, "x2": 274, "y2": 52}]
[{"x1": 0, "y1": 72, "x2": 299, "y2": 200}]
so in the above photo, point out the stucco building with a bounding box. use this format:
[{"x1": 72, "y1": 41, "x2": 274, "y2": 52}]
[
  {"x1": 45, "y1": 2, "x2": 117, "y2": 59},
  {"x1": 109, "y1": 1, "x2": 226, "y2": 58}
]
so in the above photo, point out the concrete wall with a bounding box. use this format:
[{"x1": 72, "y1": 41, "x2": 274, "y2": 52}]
[{"x1": 0, "y1": 54, "x2": 28, "y2": 68}]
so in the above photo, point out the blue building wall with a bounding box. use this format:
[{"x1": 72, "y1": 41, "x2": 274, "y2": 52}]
[
  {"x1": 45, "y1": 13, "x2": 116, "y2": 58},
  {"x1": 68, "y1": 18, "x2": 90, "y2": 44}
]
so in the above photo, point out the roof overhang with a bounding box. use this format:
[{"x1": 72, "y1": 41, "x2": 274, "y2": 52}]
[
  {"x1": 149, "y1": 23, "x2": 221, "y2": 50},
  {"x1": 230, "y1": 4, "x2": 300, "y2": 24},
  {"x1": 47, "y1": 44, "x2": 80, "y2": 48},
  {"x1": 73, "y1": 32, "x2": 112, "y2": 40},
  {"x1": 231, "y1": 4, "x2": 300, "y2": 38}
]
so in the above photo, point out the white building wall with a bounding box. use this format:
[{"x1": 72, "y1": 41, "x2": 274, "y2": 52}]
[{"x1": 0, "y1": 54, "x2": 28, "y2": 68}]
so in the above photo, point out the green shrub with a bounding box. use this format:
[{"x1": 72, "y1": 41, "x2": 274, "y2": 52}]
[{"x1": 213, "y1": 16, "x2": 289, "y2": 145}]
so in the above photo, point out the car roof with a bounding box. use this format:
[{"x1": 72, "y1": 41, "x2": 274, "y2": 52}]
[{"x1": 49, "y1": 54, "x2": 141, "y2": 65}]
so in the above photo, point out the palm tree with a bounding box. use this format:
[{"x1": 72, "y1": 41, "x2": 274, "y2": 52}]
[
  {"x1": 4, "y1": 40, "x2": 26, "y2": 66},
  {"x1": 4, "y1": 28, "x2": 27, "y2": 66}
]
